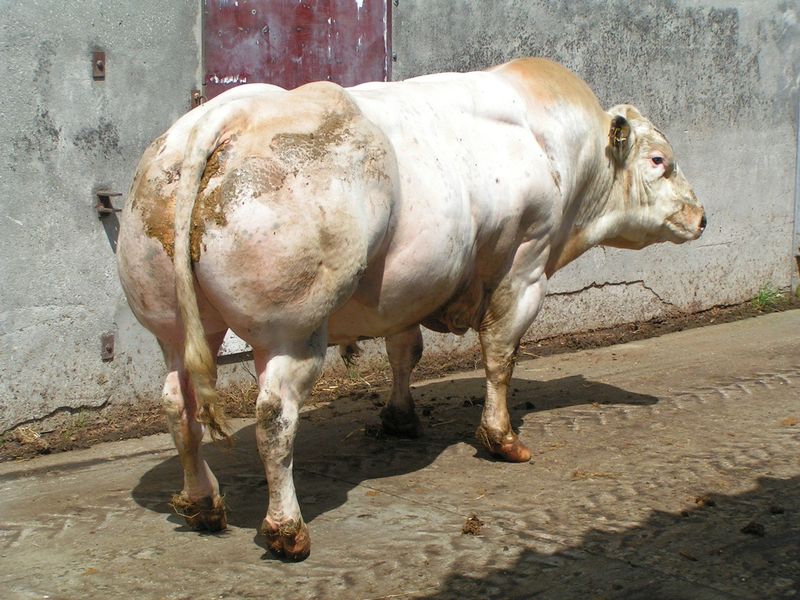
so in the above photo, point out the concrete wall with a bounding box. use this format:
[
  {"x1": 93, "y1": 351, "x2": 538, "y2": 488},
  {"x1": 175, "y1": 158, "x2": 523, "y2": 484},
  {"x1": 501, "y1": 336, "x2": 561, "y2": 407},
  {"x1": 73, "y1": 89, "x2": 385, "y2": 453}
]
[
  {"x1": 393, "y1": 0, "x2": 800, "y2": 339},
  {"x1": 0, "y1": 1, "x2": 209, "y2": 431},
  {"x1": 795, "y1": 97, "x2": 800, "y2": 293},
  {"x1": 1, "y1": 1, "x2": 798, "y2": 432}
]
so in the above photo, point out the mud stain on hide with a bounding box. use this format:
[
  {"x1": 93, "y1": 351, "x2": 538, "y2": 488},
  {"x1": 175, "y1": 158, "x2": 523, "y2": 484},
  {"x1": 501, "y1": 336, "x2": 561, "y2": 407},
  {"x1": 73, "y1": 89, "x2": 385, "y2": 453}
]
[
  {"x1": 270, "y1": 110, "x2": 352, "y2": 170},
  {"x1": 270, "y1": 91, "x2": 392, "y2": 187},
  {"x1": 164, "y1": 162, "x2": 181, "y2": 184},
  {"x1": 257, "y1": 403, "x2": 282, "y2": 431},
  {"x1": 256, "y1": 402, "x2": 292, "y2": 453},
  {"x1": 132, "y1": 134, "x2": 181, "y2": 258},
  {"x1": 363, "y1": 142, "x2": 390, "y2": 183},
  {"x1": 190, "y1": 142, "x2": 232, "y2": 262},
  {"x1": 137, "y1": 142, "x2": 234, "y2": 261},
  {"x1": 199, "y1": 142, "x2": 228, "y2": 192},
  {"x1": 318, "y1": 227, "x2": 339, "y2": 254},
  {"x1": 242, "y1": 158, "x2": 289, "y2": 198},
  {"x1": 141, "y1": 194, "x2": 177, "y2": 259}
]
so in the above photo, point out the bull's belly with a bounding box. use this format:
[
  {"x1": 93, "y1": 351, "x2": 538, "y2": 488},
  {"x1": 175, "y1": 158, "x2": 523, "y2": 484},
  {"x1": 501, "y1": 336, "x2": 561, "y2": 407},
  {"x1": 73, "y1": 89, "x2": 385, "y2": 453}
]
[
  {"x1": 326, "y1": 259, "x2": 484, "y2": 343},
  {"x1": 326, "y1": 293, "x2": 443, "y2": 343}
]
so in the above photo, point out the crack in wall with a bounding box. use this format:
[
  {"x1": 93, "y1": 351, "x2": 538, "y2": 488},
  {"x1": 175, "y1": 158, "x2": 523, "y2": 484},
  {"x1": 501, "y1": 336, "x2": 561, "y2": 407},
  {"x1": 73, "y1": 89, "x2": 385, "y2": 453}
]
[
  {"x1": 546, "y1": 280, "x2": 677, "y2": 308},
  {"x1": 7, "y1": 399, "x2": 111, "y2": 433}
]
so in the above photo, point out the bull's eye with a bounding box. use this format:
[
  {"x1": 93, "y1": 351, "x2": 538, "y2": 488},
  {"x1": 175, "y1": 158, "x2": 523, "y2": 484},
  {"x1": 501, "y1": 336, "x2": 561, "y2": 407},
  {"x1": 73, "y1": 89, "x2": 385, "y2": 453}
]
[{"x1": 651, "y1": 156, "x2": 664, "y2": 166}]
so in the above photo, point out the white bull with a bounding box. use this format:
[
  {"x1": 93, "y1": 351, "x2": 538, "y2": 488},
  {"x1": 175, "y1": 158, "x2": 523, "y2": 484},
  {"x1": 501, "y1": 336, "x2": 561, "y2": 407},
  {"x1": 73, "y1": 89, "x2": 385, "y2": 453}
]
[{"x1": 117, "y1": 57, "x2": 705, "y2": 560}]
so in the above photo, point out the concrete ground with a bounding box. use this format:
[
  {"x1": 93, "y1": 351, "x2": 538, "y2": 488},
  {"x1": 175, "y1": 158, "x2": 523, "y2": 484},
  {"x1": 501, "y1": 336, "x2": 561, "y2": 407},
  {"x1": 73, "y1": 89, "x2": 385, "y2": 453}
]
[{"x1": 1, "y1": 311, "x2": 798, "y2": 600}]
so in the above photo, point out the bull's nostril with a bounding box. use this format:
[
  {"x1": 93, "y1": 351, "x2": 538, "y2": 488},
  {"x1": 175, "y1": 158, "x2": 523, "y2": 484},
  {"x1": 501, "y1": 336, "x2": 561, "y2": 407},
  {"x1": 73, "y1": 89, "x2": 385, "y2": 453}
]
[{"x1": 699, "y1": 215, "x2": 707, "y2": 230}]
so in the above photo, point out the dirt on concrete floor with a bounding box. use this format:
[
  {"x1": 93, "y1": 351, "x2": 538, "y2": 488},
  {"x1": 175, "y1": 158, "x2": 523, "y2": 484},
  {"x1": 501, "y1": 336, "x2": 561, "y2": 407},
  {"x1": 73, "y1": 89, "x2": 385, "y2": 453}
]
[
  {"x1": 2, "y1": 295, "x2": 796, "y2": 463},
  {"x1": 2, "y1": 310, "x2": 798, "y2": 599}
]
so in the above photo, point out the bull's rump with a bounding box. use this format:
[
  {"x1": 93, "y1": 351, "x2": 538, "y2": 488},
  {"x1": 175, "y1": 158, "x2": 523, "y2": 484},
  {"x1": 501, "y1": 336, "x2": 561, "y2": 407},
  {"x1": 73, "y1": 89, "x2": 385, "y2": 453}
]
[{"x1": 118, "y1": 83, "x2": 395, "y2": 345}]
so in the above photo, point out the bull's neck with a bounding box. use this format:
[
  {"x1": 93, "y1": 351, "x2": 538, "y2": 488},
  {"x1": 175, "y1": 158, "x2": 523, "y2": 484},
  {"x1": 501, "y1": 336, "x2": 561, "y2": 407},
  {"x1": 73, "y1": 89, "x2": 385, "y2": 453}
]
[{"x1": 545, "y1": 158, "x2": 626, "y2": 276}]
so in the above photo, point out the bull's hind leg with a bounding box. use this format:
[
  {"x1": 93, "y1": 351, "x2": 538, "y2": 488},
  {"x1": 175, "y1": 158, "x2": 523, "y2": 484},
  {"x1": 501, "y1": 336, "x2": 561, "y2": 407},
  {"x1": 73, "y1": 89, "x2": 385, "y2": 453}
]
[
  {"x1": 380, "y1": 325, "x2": 424, "y2": 437},
  {"x1": 254, "y1": 327, "x2": 327, "y2": 561},
  {"x1": 160, "y1": 333, "x2": 228, "y2": 531},
  {"x1": 476, "y1": 272, "x2": 547, "y2": 463}
]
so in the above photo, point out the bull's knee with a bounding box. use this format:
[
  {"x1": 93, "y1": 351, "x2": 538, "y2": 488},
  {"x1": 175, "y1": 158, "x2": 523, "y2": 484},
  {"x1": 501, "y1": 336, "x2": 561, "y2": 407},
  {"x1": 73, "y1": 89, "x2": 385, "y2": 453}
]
[
  {"x1": 255, "y1": 396, "x2": 294, "y2": 444},
  {"x1": 161, "y1": 372, "x2": 183, "y2": 419}
]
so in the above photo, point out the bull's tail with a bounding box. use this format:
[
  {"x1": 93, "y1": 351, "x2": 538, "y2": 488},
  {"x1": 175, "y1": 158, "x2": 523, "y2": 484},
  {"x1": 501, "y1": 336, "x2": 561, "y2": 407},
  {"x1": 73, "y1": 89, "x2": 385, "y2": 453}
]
[{"x1": 173, "y1": 105, "x2": 243, "y2": 439}]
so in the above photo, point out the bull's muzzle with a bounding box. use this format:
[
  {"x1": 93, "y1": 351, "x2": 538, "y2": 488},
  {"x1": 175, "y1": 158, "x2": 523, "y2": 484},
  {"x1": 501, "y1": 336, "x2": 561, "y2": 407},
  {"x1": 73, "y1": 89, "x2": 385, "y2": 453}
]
[{"x1": 685, "y1": 204, "x2": 706, "y2": 240}]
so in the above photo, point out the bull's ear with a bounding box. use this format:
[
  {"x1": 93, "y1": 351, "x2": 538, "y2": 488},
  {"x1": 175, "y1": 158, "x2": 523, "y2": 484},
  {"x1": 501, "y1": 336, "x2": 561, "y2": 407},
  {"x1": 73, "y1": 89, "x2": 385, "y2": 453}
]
[{"x1": 608, "y1": 114, "x2": 633, "y2": 166}]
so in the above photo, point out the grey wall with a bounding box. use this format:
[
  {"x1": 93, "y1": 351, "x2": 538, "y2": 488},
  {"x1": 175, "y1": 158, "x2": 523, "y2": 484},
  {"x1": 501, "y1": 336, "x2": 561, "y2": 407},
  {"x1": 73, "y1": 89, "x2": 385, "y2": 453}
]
[
  {"x1": 0, "y1": 1, "x2": 206, "y2": 431},
  {"x1": 795, "y1": 98, "x2": 800, "y2": 293},
  {"x1": 1, "y1": 1, "x2": 798, "y2": 432},
  {"x1": 393, "y1": 0, "x2": 800, "y2": 340}
]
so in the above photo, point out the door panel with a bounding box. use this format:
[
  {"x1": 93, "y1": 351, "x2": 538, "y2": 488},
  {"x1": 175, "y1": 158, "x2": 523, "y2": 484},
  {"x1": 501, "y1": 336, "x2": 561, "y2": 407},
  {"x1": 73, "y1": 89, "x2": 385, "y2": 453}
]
[{"x1": 203, "y1": 0, "x2": 390, "y2": 99}]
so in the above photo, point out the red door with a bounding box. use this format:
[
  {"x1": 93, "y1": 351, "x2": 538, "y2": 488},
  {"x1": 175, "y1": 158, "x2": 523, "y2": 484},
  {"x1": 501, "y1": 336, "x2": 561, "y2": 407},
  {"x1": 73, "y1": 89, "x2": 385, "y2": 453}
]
[{"x1": 203, "y1": 0, "x2": 390, "y2": 99}]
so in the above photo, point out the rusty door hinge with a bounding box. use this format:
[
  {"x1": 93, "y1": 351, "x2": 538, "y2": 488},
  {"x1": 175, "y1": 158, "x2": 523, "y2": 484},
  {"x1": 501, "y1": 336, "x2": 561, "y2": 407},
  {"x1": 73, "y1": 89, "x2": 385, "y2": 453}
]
[{"x1": 191, "y1": 89, "x2": 206, "y2": 109}]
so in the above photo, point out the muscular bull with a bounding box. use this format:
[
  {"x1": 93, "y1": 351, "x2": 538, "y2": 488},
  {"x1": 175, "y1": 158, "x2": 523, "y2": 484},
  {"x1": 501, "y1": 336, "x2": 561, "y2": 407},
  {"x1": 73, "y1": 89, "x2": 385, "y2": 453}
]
[{"x1": 117, "y1": 58, "x2": 705, "y2": 560}]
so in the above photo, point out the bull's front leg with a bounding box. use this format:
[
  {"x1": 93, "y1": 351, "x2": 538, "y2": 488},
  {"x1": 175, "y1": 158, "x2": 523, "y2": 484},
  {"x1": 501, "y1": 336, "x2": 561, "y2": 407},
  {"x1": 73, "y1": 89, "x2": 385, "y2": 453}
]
[
  {"x1": 254, "y1": 328, "x2": 327, "y2": 561},
  {"x1": 476, "y1": 273, "x2": 547, "y2": 463},
  {"x1": 380, "y1": 325, "x2": 424, "y2": 437}
]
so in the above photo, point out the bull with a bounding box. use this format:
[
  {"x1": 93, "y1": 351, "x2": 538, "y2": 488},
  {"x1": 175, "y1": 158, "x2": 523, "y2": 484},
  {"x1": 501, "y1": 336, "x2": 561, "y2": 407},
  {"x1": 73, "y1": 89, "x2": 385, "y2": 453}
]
[{"x1": 117, "y1": 58, "x2": 705, "y2": 560}]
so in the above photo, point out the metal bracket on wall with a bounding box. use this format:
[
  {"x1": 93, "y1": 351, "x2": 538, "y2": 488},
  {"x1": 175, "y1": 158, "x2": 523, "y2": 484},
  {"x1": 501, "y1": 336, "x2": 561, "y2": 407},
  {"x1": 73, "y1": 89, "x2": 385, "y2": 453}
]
[
  {"x1": 96, "y1": 190, "x2": 122, "y2": 253},
  {"x1": 93, "y1": 51, "x2": 106, "y2": 80},
  {"x1": 100, "y1": 332, "x2": 115, "y2": 362}
]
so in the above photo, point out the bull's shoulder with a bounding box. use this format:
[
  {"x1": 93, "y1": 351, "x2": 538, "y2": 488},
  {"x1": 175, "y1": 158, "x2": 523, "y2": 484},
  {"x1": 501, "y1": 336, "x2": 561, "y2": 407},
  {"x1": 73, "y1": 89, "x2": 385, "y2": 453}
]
[{"x1": 491, "y1": 57, "x2": 604, "y2": 118}]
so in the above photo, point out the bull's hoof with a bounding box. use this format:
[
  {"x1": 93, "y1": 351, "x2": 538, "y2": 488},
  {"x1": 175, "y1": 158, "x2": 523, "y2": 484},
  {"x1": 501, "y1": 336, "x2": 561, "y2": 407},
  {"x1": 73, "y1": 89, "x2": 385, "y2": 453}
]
[
  {"x1": 261, "y1": 518, "x2": 311, "y2": 561},
  {"x1": 380, "y1": 405, "x2": 423, "y2": 438},
  {"x1": 170, "y1": 493, "x2": 227, "y2": 531},
  {"x1": 475, "y1": 425, "x2": 532, "y2": 463}
]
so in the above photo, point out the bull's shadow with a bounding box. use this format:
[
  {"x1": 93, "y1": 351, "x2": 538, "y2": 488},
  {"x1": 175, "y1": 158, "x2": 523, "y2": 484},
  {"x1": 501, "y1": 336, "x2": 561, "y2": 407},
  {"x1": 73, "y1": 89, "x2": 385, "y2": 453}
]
[
  {"x1": 418, "y1": 474, "x2": 800, "y2": 600},
  {"x1": 132, "y1": 374, "x2": 658, "y2": 534}
]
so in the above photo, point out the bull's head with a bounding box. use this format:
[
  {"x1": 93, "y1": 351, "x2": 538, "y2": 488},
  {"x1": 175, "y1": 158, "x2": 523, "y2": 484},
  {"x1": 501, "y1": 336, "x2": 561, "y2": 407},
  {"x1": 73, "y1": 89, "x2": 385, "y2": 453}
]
[{"x1": 603, "y1": 104, "x2": 706, "y2": 249}]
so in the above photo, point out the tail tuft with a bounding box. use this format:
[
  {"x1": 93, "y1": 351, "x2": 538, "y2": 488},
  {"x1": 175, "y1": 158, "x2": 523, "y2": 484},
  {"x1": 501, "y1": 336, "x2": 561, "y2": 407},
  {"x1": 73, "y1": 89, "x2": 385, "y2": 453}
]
[{"x1": 179, "y1": 275, "x2": 229, "y2": 440}]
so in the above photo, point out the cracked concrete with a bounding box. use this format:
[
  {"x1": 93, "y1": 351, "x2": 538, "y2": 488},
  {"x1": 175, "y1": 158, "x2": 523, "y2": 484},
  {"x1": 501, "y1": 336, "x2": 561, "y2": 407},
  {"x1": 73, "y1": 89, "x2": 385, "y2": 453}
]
[
  {"x1": 1, "y1": 311, "x2": 798, "y2": 599},
  {"x1": 546, "y1": 280, "x2": 677, "y2": 308}
]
